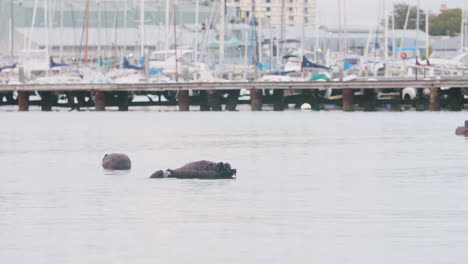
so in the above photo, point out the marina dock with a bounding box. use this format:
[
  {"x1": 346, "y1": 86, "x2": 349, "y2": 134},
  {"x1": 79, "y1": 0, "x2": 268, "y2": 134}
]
[{"x1": 1, "y1": 77, "x2": 468, "y2": 111}]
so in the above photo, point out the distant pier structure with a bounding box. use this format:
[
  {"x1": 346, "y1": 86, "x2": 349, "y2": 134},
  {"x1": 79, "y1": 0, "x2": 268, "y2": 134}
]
[{"x1": 1, "y1": 78, "x2": 468, "y2": 112}]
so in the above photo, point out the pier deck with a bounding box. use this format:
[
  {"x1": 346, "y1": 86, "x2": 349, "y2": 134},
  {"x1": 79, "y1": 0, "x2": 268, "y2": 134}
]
[
  {"x1": 1, "y1": 77, "x2": 468, "y2": 111},
  {"x1": 2, "y1": 77, "x2": 468, "y2": 92}
]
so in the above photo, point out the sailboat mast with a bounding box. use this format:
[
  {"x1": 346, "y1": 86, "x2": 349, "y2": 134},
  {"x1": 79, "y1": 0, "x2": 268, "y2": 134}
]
[
  {"x1": 415, "y1": 0, "x2": 420, "y2": 57},
  {"x1": 29, "y1": 0, "x2": 39, "y2": 50},
  {"x1": 384, "y1": 0, "x2": 388, "y2": 63},
  {"x1": 392, "y1": 6, "x2": 396, "y2": 59},
  {"x1": 97, "y1": 0, "x2": 101, "y2": 62},
  {"x1": 343, "y1": 0, "x2": 347, "y2": 54},
  {"x1": 123, "y1": 0, "x2": 127, "y2": 55},
  {"x1": 301, "y1": 0, "x2": 305, "y2": 68},
  {"x1": 44, "y1": 0, "x2": 49, "y2": 55},
  {"x1": 315, "y1": 0, "x2": 319, "y2": 60},
  {"x1": 10, "y1": 0, "x2": 14, "y2": 60},
  {"x1": 280, "y1": 0, "x2": 285, "y2": 60},
  {"x1": 337, "y1": 0, "x2": 343, "y2": 80},
  {"x1": 219, "y1": 0, "x2": 225, "y2": 65},
  {"x1": 195, "y1": 0, "x2": 199, "y2": 63},
  {"x1": 59, "y1": 0, "x2": 64, "y2": 61},
  {"x1": 114, "y1": 12, "x2": 118, "y2": 65},
  {"x1": 165, "y1": 0, "x2": 170, "y2": 50},
  {"x1": 84, "y1": 0, "x2": 90, "y2": 66},
  {"x1": 426, "y1": 8, "x2": 429, "y2": 59},
  {"x1": 398, "y1": 5, "x2": 411, "y2": 57},
  {"x1": 461, "y1": 3, "x2": 465, "y2": 51},
  {"x1": 173, "y1": 3, "x2": 179, "y2": 82},
  {"x1": 140, "y1": 0, "x2": 145, "y2": 60}
]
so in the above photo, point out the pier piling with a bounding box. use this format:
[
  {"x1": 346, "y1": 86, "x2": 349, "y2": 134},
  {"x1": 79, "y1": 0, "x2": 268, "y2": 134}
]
[
  {"x1": 342, "y1": 88, "x2": 354, "y2": 112},
  {"x1": 177, "y1": 90, "x2": 190, "y2": 111},
  {"x1": 429, "y1": 88, "x2": 441, "y2": 111},
  {"x1": 363, "y1": 89, "x2": 377, "y2": 111},
  {"x1": 447, "y1": 88, "x2": 463, "y2": 111},
  {"x1": 18, "y1": 91, "x2": 29, "y2": 111},
  {"x1": 94, "y1": 91, "x2": 106, "y2": 111},
  {"x1": 250, "y1": 88, "x2": 263, "y2": 111},
  {"x1": 225, "y1": 90, "x2": 240, "y2": 111},
  {"x1": 199, "y1": 91, "x2": 210, "y2": 111},
  {"x1": 207, "y1": 90, "x2": 222, "y2": 111},
  {"x1": 273, "y1": 90, "x2": 285, "y2": 111},
  {"x1": 40, "y1": 91, "x2": 54, "y2": 111},
  {"x1": 117, "y1": 91, "x2": 129, "y2": 111}
]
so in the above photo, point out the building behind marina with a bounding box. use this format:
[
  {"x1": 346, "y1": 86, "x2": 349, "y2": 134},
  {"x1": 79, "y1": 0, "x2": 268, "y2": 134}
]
[{"x1": 226, "y1": 0, "x2": 316, "y2": 27}]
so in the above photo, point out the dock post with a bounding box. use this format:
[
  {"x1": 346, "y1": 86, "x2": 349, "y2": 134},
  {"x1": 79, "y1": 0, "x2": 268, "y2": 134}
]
[
  {"x1": 447, "y1": 88, "x2": 463, "y2": 111},
  {"x1": 250, "y1": 88, "x2": 263, "y2": 111},
  {"x1": 363, "y1": 89, "x2": 377, "y2": 111},
  {"x1": 273, "y1": 89, "x2": 285, "y2": 111},
  {"x1": 342, "y1": 88, "x2": 354, "y2": 112},
  {"x1": 40, "y1": 91, "x2": 54, "y2": 111},
  {"x1": 225, "y1": 90, "x2": 240, "y2": 111},
  {"x1": 199, "y1": 91, "x2": 210, "y2": 111},
  {"x1": 94, "y1": 91, "x2": 106, "y2": 111},
  {"x1": 207, "y1": 90, "x2": 222, "y2": 111},
  {"x1": 18, "y1": 92, "x2": 29, "y2": 111},
  {"x1": 18, "y1": 67, "x2": 29, "y2": 111},
  {"x1": 177, "y1": 90, "x2": 190, "y2": 111},
  {"x1": 117, "y1": 91, "x2": 129, "y2": 111},
  {"x1": 429, "y1": 88, "x2": 441, "y2": 111}
]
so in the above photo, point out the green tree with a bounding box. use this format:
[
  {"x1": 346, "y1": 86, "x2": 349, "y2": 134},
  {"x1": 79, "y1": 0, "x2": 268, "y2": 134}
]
[
  {"x1": 429, "y1": 9, "x2": 462, "y2": 36},
  {"x1": 389, "y1": 3, "x2": 426, "y2": 31}
]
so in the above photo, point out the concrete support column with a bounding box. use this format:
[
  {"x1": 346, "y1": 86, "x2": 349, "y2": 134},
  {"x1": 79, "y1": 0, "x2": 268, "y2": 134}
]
[
  {"x1": 225, "y1": 90, "x2": 240, "y2": 111},
  {"x1": 447, "y1": 88, "x2": 463, "y2": 111},
  {"x1": 363, "y1": 89, "x2": 377, "y2": 112},
  {"x1": 273, "y1": 89, "x2": 285, "y2": 111},
  {"x1": 199, "y1": 91, "x2": 210, "y2": 111},
  {"x1": 250, "y1": 88, "x2": 263, "y2": 111},
  {"x1": 18, "y1": 91, "x2": 29, "y2": 111},
  {"x1": 118, "y1": 91, "x2": 129, "y2": 111},
  {"x1": 40, "y1": 91, "x2": 54, "y2": 111},
  {"x1": 94, "y1": 91, "x2": 106, "y2": 111},
  {"x1": 177, "y1": 90, "x2": 190, "y2": 111},
  {"x1": 207, "y1": 90, "x2": 222, "y2": 111},
  {"x1": 429, "y1": 88, "x2": 441, "y2": 111},
  {"x1": 342, "y1": 88, "x2": 354, "y2": 112}
]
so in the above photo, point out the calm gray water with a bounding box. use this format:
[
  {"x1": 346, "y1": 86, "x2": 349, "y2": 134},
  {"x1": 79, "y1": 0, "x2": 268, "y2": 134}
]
[{"x1": 1, "y1": 111, "x2": 468, "y2": 264}]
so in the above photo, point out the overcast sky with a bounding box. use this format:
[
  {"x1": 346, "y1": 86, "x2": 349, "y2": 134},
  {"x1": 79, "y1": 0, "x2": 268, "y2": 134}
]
[{"x1": 318, "y1": 0, "x2": 468, "y2": 27}]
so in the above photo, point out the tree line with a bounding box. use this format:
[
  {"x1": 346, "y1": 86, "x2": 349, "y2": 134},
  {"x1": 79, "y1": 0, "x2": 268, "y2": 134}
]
[{"x1": 390, "y1": 3, "x2": 462, "y2": 37}]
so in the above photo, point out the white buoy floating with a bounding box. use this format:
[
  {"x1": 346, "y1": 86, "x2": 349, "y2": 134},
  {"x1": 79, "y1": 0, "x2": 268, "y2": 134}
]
[{"x1": 300, "y1": 103, "x2": 312, "y2": 110}]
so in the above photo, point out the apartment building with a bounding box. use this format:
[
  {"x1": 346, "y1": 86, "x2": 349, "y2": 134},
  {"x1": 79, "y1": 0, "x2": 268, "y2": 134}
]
[{"x1": 226, "y1": 0, "x2": 316, "y2": 26}]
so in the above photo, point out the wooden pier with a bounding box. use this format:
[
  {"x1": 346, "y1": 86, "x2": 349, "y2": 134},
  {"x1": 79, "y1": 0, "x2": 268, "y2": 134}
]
[{"x1": 1, "y1": 77, "x2": 468, "y2": 111}]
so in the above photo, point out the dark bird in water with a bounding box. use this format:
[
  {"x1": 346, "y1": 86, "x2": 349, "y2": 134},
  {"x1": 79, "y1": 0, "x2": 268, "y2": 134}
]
[
  {"x1": 455, "y1": 121, "x2": 468, "y2": 136},
  {"x1": 102, "y1": 153, "x2": 132, "y2": 170},
  {"x1": 150, "y1": 160, "x2": 237, "y2": 179}
]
